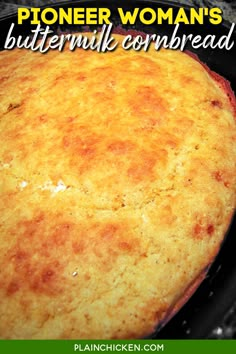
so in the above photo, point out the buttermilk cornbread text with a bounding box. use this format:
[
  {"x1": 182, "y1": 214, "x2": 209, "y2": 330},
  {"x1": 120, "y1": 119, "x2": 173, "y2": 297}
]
[{"x1": 0, "y1": 34, "x2": 235, "y2": 339}]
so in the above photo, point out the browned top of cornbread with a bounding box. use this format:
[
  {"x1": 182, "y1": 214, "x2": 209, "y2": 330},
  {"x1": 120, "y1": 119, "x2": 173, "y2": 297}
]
[{"x1": 0, "y1": 35, "x2": 235, "y2": 339}]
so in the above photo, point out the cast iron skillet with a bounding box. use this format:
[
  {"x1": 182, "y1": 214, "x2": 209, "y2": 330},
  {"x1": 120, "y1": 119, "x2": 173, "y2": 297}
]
[{"x1": 0, "y1": 0, "x2": 235, "y2": 339}]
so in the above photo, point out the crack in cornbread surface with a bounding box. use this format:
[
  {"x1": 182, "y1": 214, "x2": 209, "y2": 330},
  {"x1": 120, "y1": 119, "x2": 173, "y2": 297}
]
[{"x1": 0, "y1": 34, "x2": 236, "y2": 339}]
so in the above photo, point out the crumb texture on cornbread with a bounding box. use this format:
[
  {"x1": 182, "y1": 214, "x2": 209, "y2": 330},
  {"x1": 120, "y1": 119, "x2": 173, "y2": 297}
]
[{"x1": 0, "y1": 35, "x2": 235, "y2": 339}]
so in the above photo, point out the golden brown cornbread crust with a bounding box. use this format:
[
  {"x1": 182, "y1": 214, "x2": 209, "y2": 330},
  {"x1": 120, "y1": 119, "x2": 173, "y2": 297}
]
[{"x1": 0, "y1": 34, "x2": 235, "y2": 339}]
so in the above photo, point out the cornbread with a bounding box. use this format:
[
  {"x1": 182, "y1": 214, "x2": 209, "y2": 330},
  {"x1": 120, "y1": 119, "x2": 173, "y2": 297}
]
[{"x1": 0, "y1": 34, "x2": 235, "y2": 339}]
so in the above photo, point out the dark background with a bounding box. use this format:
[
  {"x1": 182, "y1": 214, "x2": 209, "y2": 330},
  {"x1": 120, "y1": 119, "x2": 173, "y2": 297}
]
[{"x1": 0, "y1": 0, "x2": 235, "y2": 22}]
